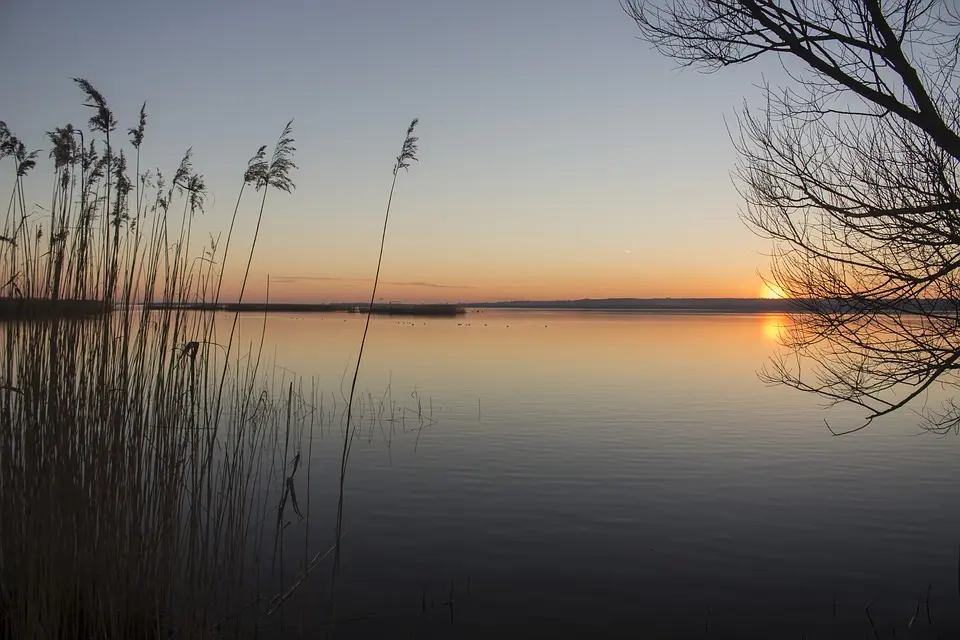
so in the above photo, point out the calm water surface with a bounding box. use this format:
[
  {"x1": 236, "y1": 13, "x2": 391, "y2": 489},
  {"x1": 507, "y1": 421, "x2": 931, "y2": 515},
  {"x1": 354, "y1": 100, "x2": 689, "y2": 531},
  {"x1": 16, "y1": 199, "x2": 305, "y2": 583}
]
[{"x1": 235, "y1": 310, "x2": 960, "y2": 637}]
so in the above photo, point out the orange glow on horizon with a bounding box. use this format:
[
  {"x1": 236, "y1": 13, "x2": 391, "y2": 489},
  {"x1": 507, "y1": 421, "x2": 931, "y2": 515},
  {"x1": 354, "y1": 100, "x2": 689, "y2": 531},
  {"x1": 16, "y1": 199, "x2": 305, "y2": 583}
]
[
  {"x1": 213, "y1": 263, "x2": 773, "y2": 304},
  {"x1": 761, "y1": 283, "x2": 787, "y2": 299}
]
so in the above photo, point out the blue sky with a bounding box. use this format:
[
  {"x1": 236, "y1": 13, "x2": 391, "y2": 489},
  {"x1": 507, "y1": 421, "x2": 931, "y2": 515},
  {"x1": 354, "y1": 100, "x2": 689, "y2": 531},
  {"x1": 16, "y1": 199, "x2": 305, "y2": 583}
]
[{"x1": 0, "y1": 0, "x2": 783, "y2": 302}]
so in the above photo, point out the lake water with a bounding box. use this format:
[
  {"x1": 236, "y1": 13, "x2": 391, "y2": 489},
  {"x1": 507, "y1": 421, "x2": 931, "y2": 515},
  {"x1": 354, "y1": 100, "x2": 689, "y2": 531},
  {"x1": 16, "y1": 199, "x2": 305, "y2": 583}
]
[{"x1": 234, "y1": 310, "x2": 960, "y2": 637}]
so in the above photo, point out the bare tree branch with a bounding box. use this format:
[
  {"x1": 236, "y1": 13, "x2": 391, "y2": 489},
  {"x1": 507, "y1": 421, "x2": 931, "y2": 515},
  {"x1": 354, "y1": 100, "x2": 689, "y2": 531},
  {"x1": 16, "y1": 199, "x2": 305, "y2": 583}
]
[{"x1": 623, "y1": 0, "x2": 960, "y2": 432}]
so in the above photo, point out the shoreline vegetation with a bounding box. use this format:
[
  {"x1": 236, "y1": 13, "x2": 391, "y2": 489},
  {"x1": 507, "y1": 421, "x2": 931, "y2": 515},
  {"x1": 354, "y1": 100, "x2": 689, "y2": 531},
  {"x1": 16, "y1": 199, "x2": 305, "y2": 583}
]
[
  {"x1": 0, "y1": 81, "x2": 322, "y2": 639},
  {"x1": 1, "y1": 79, "x2": 426, "y2": 639}
]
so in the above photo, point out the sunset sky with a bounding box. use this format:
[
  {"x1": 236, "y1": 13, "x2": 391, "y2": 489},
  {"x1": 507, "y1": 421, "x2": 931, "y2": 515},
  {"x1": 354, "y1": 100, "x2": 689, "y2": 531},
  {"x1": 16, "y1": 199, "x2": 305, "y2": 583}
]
[{"x1": 0, "y1": 0, "x2": 787, "y2": 303}]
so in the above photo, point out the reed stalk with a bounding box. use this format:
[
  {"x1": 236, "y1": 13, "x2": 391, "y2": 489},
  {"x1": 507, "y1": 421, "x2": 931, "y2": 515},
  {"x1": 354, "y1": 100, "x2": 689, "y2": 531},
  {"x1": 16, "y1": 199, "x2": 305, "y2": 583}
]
[{"x1": 0, "y1": 81, "x2": 314, "y2": 639}]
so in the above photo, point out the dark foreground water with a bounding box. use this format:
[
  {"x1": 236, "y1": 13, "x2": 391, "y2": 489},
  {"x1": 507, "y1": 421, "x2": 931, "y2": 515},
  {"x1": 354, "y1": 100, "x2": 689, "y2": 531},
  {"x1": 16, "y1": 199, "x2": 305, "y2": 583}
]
[{"x1": 235, "y1": 310, "x2": 960, "y2": 638}]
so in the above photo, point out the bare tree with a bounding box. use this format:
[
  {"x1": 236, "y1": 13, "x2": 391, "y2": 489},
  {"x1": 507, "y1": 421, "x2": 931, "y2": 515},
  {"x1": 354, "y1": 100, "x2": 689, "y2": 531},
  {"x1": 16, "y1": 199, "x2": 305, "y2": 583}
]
[{"x1": 622, "y1": 0, "x2": 960, "y2": 433}]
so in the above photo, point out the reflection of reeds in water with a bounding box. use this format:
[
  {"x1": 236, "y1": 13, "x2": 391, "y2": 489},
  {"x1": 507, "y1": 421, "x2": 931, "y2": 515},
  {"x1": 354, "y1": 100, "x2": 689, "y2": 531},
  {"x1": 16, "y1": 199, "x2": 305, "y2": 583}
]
[{"x1": 0, "y1": 81, "x2": 324, "y2": 638}]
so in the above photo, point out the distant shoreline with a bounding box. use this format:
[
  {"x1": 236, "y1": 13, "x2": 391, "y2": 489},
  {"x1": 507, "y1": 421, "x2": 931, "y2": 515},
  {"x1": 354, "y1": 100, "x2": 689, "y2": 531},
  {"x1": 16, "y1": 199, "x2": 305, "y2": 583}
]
[
  {"x1": 144, "y1": 299, "x2": 796, "y2": 315},
  {"x1": 113, "y1": 297, "x2": 960, "y2": 317},
  {"x1": 465, "y1": 297, "x2": 960, "y2": 314},
  {"x1": 465, "y1": 298, "x2": 800, "y2": 313},
  {"x1": 0, "y1": 298, "x2": 110, "y2": 320},
  {"x1": 144, "y1": 302, "x2": 466, "y2": 317}
]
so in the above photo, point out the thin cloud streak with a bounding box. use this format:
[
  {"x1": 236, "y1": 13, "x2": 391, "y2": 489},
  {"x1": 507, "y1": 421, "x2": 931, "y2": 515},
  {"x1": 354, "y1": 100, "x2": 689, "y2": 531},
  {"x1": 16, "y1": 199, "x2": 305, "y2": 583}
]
[
  {"x1": 389, "y1": 280, "x2": 475, "y2": 290},
  {"x1": 271, "y1": 276, "x2": 366, "y2": 284}
]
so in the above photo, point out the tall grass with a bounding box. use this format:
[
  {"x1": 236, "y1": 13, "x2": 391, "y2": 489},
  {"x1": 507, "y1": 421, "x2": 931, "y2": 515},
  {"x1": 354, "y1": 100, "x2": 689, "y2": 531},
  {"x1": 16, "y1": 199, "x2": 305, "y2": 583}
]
[
  {"x1": 328, "y1": 118, "x2": 419, "y2": 632},
  {"x1": 0, "y1": 81, "x2": 315, "y2": 638}
]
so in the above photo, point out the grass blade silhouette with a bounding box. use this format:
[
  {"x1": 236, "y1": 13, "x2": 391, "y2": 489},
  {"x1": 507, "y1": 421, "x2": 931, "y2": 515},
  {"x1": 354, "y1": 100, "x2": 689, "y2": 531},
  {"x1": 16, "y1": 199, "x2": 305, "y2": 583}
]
[{"x1": 328, "y1": 118, "x2": 419, "y2": 633}]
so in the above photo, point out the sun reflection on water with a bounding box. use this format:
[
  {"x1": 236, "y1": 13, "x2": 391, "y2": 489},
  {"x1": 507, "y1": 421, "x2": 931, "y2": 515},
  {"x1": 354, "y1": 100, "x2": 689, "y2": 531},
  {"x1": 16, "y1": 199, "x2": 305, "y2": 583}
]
[{"x1": 761, "y1": 314, "x2": 789, "y2": 343}]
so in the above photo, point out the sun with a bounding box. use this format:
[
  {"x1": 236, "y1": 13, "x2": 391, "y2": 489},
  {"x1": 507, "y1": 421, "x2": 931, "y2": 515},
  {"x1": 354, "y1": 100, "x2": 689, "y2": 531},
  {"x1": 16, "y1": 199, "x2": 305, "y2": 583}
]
[{"x1": 761, "y1": 282, "x2": 787, "y2": 299}]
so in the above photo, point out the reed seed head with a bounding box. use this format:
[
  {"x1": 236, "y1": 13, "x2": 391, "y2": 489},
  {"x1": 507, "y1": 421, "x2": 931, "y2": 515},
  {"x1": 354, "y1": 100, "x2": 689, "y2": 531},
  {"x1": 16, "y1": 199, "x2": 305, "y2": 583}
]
[
  {"x1": 393, "y1": 118, "x2": 419, "y2": 176},
  {"x1": 266, "y1": 120, "x2": 297, "y2": 193},
  {"x1": 73, "y1": 78, "x2": 117, "y2": 135},
  {"x1": 128, "y1": 102, "x2": 147, "y2": 150}
]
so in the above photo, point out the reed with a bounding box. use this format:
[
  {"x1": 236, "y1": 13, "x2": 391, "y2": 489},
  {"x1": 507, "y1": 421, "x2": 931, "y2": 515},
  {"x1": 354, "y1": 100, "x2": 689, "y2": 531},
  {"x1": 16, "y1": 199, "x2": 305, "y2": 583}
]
[
  {"x1": 0, "y1": 81, "x2": 316, "y2": 639},
  {"x1": 328, "y1": 118, "x2": 420, "y2": 633}
]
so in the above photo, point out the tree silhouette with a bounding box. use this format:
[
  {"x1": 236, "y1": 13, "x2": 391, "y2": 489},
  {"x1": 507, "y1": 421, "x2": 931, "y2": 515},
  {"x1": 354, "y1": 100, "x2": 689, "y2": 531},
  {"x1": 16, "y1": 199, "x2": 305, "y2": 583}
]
[{"x1": 622, "y1": 0, "x2": 960, "y2": 433}]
